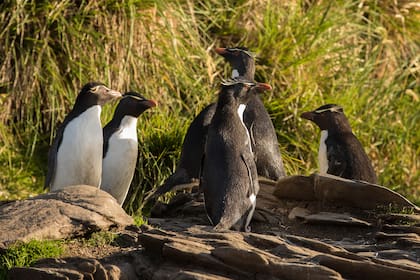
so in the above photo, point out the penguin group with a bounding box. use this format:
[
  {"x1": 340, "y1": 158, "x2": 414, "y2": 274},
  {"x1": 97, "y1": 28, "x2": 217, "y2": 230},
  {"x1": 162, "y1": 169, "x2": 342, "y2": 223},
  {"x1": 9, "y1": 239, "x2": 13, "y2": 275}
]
[
  {"x1": 45, "y1": 83, "x2": 157, "y2": 206},
  {"x1": 46, "y1": 47, "x2": 377, "y2": 232}
]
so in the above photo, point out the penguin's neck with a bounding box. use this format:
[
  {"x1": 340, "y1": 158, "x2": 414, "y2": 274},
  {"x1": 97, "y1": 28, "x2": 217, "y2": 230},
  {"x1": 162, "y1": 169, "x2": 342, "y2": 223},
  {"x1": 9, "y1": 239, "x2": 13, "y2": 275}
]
[
  {"x1": 318, "y1": 130, "x2": 329, "y2": 174},
  {"x1": 118, "y1": 115, "x2": 138, "y2": 140}
]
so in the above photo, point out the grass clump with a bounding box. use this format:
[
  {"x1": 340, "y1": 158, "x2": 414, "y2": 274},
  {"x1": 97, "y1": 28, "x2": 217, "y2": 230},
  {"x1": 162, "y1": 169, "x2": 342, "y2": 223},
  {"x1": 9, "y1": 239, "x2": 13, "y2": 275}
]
[
  {"x1": 0, "y1": 240, "x2": 64, "y2": 278},
  {"x1": 0, "y1": 0, "x2": 418, "y2": 212},
  {"x1": 82, "y1": 231, "x2": 118, "y2": 247}
]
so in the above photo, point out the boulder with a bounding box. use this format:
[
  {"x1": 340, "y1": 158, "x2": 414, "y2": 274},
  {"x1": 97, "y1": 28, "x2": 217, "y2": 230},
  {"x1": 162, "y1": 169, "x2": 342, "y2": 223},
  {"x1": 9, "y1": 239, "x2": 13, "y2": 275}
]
[{"x1": 0, "y1": 185, "x2": 133, "y2": 246}]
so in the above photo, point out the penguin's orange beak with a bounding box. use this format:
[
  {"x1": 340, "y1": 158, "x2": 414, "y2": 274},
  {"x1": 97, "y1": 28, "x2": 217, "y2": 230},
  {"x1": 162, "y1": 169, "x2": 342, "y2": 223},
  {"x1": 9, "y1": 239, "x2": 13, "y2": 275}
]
[
  {"x1": 255, "y1": 83, "x2": 272, "y2": 92},
  {"x1": 146, "y1": 99, "x2": 158, "y2": 108},
  {"x1": 215, "y1": 47, "x2": 227, "y2": 55}
]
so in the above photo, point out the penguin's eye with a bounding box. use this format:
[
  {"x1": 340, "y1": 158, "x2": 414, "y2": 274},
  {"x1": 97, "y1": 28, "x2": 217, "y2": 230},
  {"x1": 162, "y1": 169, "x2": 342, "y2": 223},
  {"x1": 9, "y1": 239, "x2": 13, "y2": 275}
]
[{"x1": 90, "y1": 86, "x2": 100, "y2": 93}]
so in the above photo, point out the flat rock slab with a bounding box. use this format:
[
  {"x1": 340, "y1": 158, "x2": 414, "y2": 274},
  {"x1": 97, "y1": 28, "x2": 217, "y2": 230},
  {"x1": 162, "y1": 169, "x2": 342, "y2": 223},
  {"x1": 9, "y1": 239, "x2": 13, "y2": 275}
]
[
  {"x1": 274, "y1": 174, "x2": 420, "y2": 211},
  {"x1": 0, "y1": 185, "x2": 133, "y2": 246},
  {"x1": 302, "y1": 211, "x2": 372, "y2": 227}
]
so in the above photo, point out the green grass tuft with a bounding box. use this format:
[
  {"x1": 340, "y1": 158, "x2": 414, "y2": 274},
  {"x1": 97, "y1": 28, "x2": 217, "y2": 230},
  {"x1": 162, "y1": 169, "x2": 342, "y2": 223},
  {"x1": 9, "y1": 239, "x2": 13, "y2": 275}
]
[
  {"x1": 82, "y1": 231, "x2": 118, "y2": 247},
  {"x1": 0, "y1": 240, "x2": 64, "y2": 278}
]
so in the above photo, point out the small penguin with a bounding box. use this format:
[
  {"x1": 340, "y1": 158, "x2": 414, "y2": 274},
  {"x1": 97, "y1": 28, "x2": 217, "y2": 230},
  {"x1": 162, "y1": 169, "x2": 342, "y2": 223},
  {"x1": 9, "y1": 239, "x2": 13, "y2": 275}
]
[
  {"x1": 300, "y1": 104, "x2": 377, "y2": 184},
  {"x1": 101, "y1": 92, "x2": 156, "y2": 205},
  {"x1": 149, "y1": 47, "x2": 284, "y2": 201},
  {"x1": 46, "y1": 82, "x2": 122, "y2": 191},
  {"x1": 202, "y1": 79, "x2": 272, "y2": 232}
]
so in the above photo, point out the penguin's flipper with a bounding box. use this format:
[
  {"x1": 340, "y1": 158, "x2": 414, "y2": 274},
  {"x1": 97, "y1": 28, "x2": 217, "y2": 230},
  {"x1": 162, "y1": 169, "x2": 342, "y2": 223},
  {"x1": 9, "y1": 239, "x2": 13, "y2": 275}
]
[
  {"x1": 326, "y1": 138, "x2": 347, "y2": 177},
  {"x1": 240, "y1": 153, "x2": 258, "y2": 232},
  {"x1": 198, "y1": 151, "x2": 206, "y2": 192},
  {"x1": 240, "y1": 153, "x2": 258, "y2": 197},
  {"x1": 248, "y1": 122, "x2": 256, "y2": 150},
  {"x1": 45, "y1": 126, "x2": 65, "y2": 189}
]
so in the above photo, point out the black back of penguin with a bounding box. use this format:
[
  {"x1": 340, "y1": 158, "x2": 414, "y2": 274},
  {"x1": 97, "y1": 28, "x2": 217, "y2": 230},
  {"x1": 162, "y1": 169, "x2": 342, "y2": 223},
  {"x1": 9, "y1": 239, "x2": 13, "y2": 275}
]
[
  {"x1": 45, "y1": 82, "x2": 122, "y2": 190},
  {"x1": 202, "y1": 80, "x2": 271, "y2": 232},
  {"x1": 101, "y1": 92, "x2": 156, "y2": 205},
  {"x1": 301, "y1": 104, "x2": 377, "y2": 184}
]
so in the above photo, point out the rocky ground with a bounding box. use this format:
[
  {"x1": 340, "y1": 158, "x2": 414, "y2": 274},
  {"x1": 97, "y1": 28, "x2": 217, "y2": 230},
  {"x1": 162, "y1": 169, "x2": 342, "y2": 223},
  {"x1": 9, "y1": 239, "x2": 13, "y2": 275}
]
[{"x1": 1, "y1": 175, "x2": 419, "y2": 279}]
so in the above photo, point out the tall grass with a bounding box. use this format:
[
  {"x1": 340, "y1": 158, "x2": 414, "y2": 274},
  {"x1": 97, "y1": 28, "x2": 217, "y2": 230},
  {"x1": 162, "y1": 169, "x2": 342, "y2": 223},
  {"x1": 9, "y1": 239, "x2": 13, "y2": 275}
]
[{"x1": 0, "y1": 0, "x2": 418, "y2": 211}]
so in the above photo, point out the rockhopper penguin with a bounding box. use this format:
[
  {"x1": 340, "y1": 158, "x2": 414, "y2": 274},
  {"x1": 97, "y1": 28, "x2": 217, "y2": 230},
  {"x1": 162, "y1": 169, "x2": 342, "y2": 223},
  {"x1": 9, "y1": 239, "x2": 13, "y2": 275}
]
[
  {"x1": 46, "y1": 82, "x2": 122, "y2": 191},
  {"x1": 300, "y1": 104, "x2": 377, "y2": 184},
  {"x1": 202, "y1": 79, "x2": 272, "y2": 232},
  {"x1": 215, "y1": 47, "x2": 286, "y2": 181},
  {"x1": 149, "y1": 47, "x2": 285, "y2": 201},
  {"x1": 101, "y1": 92, "x2": 157, "y2": 205}
]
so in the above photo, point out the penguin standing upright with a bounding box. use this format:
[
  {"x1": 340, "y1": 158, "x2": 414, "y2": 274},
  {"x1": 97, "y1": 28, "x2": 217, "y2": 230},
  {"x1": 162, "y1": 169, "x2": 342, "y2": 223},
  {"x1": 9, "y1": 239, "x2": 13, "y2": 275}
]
[
  {"x1": 202, "y1": 79, "x2": 272, "y2": 232},
  {"x1": 149, "y1": 46, "x2": 284, "y2": 201},
  {"x1": 46, "y1": 82, "x2": 122, "y2": 191},
  {"x1": 301, "y1": 104, "x2": 377, "y2": 184},
  {"x1": 101, "y1": 92, "x2": 156, "y2": 205},
  {"x1": 215, "y1": 47, "x2": 286, "y2": 180}
]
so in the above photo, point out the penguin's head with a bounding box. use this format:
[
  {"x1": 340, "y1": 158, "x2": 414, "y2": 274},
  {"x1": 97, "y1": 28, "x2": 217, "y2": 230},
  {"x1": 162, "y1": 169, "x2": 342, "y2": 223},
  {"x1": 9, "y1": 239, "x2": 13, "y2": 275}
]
[
  {"x1": 215, "y1": 47, "x2": 255, "y2": 80},
  {"x1": 78, "y1": 82, "x2": 122, "y2": 106},
  {"x1": 115, "y1": 92, "x2": 157, "y2": 118},
  {"x1": 301, "y1": 104, "x2": 350, "y2": 131},
  {"x1": 219, "y1": 79, "x2": 271, "y2": 105}
]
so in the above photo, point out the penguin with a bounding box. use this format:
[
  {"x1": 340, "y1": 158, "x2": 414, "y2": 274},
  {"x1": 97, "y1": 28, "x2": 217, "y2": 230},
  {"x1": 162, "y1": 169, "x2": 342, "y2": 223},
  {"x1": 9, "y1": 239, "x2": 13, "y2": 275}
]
[
  {"x1": 149, "y1": 46, "x2": 285, "y2": 201},
  {"x1": 300, "y1": 104, "x2": 377, "y2": 184},
  {"x1": 46, "y1": 82, "x2": 122, "y2": 191},
  {"x1": 145, "y1": 103, "x2": 216, "y2": 201},
  {"x1": 101, "y1": 92, "x2": 157, "y2": 205},
  {"x1": 214, "y1": 47, "x2": 255, "y2": 80},
  {"x1": 215, "y1": 47, "x2": 286, "y2": 181},
  {"x1": 202, "y1": 79, "x2": 272, "y2": 232}
]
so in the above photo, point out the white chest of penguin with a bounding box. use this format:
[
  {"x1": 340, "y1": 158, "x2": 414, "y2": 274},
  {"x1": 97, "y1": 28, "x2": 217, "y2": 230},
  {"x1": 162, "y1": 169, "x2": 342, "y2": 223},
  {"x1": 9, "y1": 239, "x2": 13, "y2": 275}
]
[
  {"x1": 54, "y1": 106, "x2": 103, "y2": 188},
  {"x1": 102, "y1": 116, "x2": 138, "y2": 187},
  {"x1": 318, "y1": 130, "x2": 329, "y2": 174}
]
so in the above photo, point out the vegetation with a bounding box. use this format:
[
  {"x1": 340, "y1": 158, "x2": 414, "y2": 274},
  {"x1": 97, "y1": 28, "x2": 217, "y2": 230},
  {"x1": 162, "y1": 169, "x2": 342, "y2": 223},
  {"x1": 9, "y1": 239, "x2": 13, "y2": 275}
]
[
  {"x1": 0, "y1": 0, "x2": 418, "y2": 217},
  {"x1": 0, "y1": 240, "x2": 64, "y2": 278}
]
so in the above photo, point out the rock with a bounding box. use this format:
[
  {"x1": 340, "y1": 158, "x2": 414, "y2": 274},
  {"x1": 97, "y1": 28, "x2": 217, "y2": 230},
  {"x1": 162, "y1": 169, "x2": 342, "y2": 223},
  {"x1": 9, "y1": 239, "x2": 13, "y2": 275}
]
[
  {"x1": 275, "y1": 174, "x2": 420, "y2": 210},
  {"x1": 272, "y1": 175, "x2": 316, "y2": 201},
  {"x1": 378, "y1": 213, "x2": 420, "y2": 224},
  {"x1": 302, "y1": 212, "x2": 372, "y2": 227},
  {"x1": 0, "y1": 185, "x2": 133, "y2": 246},
  {"x1": 382, "y1": 224, "x2": 420, "y2": 234},
  {"x1": 311, "y1": 253, "x2": 420, "y2": 280},
  {"x1": 375, "y1": 232, "x2": 419, "y2": 240},
  {"x1": 288, "y1": 207, "x2": 311, "y2": 220},
  {"x1": 4, "y1": 179, "x2": 420, "y2": 280}
]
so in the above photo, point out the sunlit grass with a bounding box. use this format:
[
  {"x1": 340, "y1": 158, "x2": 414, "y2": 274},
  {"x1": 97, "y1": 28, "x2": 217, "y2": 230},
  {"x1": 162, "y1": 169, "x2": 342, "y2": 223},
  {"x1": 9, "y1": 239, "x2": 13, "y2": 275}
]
[
  {"x1": 0, "y1": 0, "x2": 418, "y2": 211},
  {"x1": 0, "y1": 240, "x2": 64, "y2": 278}
]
